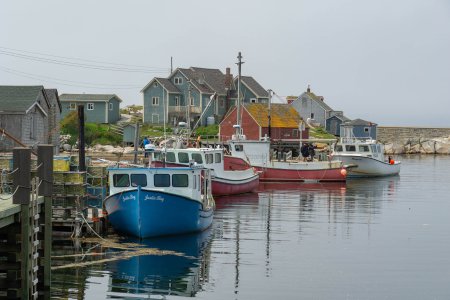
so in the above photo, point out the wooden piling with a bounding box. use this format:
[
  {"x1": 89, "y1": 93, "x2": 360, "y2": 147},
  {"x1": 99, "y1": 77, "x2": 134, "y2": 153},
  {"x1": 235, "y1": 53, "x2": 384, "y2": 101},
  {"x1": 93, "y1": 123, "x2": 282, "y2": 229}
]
[{"x1": 37, "y1": 145, "x2": 53, "y2": 297}]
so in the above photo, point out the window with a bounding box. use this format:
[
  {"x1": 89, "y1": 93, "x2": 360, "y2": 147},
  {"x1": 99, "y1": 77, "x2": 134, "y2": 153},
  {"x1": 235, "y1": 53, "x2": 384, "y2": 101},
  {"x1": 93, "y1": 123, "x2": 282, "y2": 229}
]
[
  {"x1": 131, "y1": 174, "x2": 147, "y2": 187},
  {"x1": 154, "y1": 174, "x2": 170, "y2": 187},
  {"x1": 174, "y1": 77, "x2": 183, "y2": 85},
  {"x1": 310, "y1": 113, "x2": 315, "y2": 119},
  {"x1": 189, "y1": 97, "x2": 194, "y2": 106},
  {"x1": 235, "y1": 145, "x2": 243, "y2": 152},
  {"x1": 154, "y1": 82, "x2": 158, "y2": 87},
  {"x1": 205, "y1": 153, "x2": 213, "y2": 164},
  {"x1": 174, "y1": 96, "x2": 180, "y2": 106},
  {"x1": 178, "y1": 152, "x2": 189, "y2": 163},
  {"x1": 292, "y1": 129, "x2": 299, "y2": 138},
  {"x1": 109, "y1": 103, "x2": 113, "y2": 110},
  {"x1": 215, "y1": 153, "x2": 222, "y2": 163},
  {"x1": 250, "y1": 98, "x2": 257, "y2": 103},
  {"x1": 335, "y1": 145, "x2": 343, "y2": 152},
  {"x1": 113, "y1": 174, "x2": 130, "y2": 187},
  {"x1": 87, "y1": 103, "x2": 94, "y2": 110},
  {"x1": 30, "y1": 114, "x2": 36, "y2": 139},
  {"x1": 364, "y1": 127, "x2": 370, "y2": 133},
  {"x1": 172, "y1": 174, "x2": 188, "y2": 187},
  {"x1": 359, "y1": 145, "x2": 370, "y2": 152},
  {"x1": 69, "y1": 103, "x2": 76, "y2": 110},
  {"x1": 153, "y1": 151, "x2": 162, "y2": 161},
  {"x1": 152, "y1": 97, "x2": 159, "y2": 106},
  {"x1": 345, "y1": 145, "x2": 356, "y2": 152},
  {"x1": 166, "y1": 152, "x2": 176, "y2": 162},
  {"x1": 152, "y1": 114, "x2": 159, "y2": 123},
  {"x1": 191, "y1": 153, "x2": 203, "y2": 164}
]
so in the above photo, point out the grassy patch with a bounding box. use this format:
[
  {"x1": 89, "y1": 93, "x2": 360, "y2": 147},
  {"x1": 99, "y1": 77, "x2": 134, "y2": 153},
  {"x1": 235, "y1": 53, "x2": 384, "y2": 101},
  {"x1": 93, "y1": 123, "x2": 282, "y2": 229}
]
[{"x1": 309, "y1": 127, "x2": 336, "y2": 139}]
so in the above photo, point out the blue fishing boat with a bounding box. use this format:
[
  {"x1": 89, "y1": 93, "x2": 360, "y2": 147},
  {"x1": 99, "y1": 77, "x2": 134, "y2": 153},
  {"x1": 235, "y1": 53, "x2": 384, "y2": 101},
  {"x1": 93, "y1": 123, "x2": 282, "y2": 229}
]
[{"x1": 104, "y1": 167, "x2": 215, "y2": 238}]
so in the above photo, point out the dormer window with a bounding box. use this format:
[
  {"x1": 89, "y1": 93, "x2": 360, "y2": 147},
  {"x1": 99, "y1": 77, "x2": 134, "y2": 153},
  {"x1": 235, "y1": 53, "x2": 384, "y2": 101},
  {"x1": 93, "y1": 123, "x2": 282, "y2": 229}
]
[{"x1": 174, "y1": 77, "x2": 183, "y2": 85}]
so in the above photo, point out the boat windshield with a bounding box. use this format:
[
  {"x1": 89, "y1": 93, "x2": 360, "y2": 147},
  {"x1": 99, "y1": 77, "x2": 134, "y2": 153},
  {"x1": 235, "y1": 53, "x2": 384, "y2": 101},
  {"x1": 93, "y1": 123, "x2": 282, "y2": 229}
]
[
  {"x1": 345, "y1": 145, "x2": 356, "y2": 152},
  {"x1": 359, "y1": 145, "x2": 370, "y2": 152},
  {"x1": 166, "y1": 152, "x2": 176, "y2": 163},
  {"x1": 191, "y1": 153, "x2": 203, "y2": 164},
  {"x1": 335, "y1": 145, "x2": 343, "y2": 152},
  {"x1": 178, "y1": 152, "x2": 189, "y2": 163},
  {"x1": 215, "y1": 153, "x2": 222, "y2": 163}
]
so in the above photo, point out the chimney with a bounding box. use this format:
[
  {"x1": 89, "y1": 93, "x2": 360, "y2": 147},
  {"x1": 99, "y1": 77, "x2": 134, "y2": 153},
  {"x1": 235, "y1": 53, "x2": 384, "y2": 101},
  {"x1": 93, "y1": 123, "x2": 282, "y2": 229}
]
[
  {"x1": 307, "y1": 84, "x2": 311, "y2": 93},
  {"x1": 225, "y1": 67, "x2": 232, "y2": 89}
]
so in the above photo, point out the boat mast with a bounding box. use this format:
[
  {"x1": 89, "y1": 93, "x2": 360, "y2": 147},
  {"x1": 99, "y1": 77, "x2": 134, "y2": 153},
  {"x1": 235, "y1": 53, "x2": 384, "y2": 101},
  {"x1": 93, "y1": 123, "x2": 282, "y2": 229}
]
[{"x1": 236, "y1": 52, "x2": 244, "y2": 137}]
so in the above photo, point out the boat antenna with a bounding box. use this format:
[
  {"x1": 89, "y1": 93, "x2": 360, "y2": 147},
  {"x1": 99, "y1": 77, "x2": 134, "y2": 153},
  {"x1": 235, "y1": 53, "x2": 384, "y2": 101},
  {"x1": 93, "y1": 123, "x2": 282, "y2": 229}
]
[
  {"x1": 267, "y1": 89, "x2": 272, "y2": 139},
  {"x1": 236, "y1": 52, "x2": 244, "y2": 138}
]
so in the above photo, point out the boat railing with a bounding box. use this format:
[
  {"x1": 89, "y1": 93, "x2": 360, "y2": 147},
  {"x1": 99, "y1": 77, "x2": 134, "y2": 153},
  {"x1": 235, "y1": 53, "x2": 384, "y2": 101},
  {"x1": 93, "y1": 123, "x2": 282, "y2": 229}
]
[{"x1": 340, "y1": 137, "x2": 376, "y2": 144}]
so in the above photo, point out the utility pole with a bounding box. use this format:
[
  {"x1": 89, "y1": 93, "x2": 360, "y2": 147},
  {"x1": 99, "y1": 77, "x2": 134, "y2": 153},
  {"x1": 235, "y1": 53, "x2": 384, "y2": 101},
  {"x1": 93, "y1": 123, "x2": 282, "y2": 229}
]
[
  {"x1": 78, "y1": 105, "x2": 86, "y2": 171},
  {"x1": 187, "y1": 80, "x2": 191, "y2": 131},
  {"x1": 236, "y1": 52, "x2": 245, "y2": 137},
  {"x1": 170, "y1": 56, "x2": 173, "y2": 74}
]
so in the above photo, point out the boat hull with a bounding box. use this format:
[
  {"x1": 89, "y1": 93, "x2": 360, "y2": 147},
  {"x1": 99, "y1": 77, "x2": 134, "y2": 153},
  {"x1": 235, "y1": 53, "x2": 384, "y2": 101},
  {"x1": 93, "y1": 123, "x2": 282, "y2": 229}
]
[
  {"x1": 224, "y1": 155, "x2": 346, "y2": 182},
  {"x1": 334, "y1": 155, "x2": 400, "y2": 177},
  {"x1": 211, "y1": 173, "x2": 260, "y2": 196},
  {"x1": 153, "y1": 161, "x2": 259, "y2": 195},
  {"x1": 104, "y1": 188, "x2": 213, "y2": 238}
]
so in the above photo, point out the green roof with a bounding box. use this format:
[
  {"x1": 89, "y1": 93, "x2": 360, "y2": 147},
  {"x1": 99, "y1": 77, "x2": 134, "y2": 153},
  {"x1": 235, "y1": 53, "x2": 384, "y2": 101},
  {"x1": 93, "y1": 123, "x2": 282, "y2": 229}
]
[
  {"x1": 0, "y1": 85, "x2": 44, "y2": 112},
  {"x1": 59, "y1": 94, "x2": 122, "y2": 102}
]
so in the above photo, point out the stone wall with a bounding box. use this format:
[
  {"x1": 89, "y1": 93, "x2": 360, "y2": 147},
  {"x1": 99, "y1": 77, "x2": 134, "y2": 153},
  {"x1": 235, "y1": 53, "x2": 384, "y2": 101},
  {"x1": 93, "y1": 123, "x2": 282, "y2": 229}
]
[{"x1": 377, "y1": 126, "x2": 450, "y2": 154}]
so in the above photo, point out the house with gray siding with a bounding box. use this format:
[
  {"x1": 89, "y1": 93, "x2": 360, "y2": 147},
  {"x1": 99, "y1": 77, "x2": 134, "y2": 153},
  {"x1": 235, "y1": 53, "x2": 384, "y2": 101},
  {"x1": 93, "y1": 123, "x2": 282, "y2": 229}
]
[
  {"x1": 142, "y1": 67, "x2": 238, "y2": 127},
  {"x1": 44, "y1": 89, "x2": 62, "y2": 154},
  {"x1": 231, "y1": 76, "x2": 269, "y2": 105},
  {"x1": 59, "y1": 94, "x2": 122, "y2": 124},
  {"x1": 340, "y1": 119, "x2": 377, "y2": 140},
  {"x1": 291, "y1": 86, "x2": 352, "y2": 136},
  {"x1": 0, "y1": 85, "x2": 61, "y2": 151}
]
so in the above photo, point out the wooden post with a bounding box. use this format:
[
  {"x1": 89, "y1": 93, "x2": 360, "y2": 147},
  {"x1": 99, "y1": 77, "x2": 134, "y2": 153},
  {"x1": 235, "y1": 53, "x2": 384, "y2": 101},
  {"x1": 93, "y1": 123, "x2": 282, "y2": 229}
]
[
  {"x1": 37, "y1": 145, "x2": 53, "y2": 295},
  {"x1": 13, "y1": 148, "x2": 31, "y2": 299},
  {"x1": 13, "y1": 148, "x2": 31, "y2": 205},
  {"x1": 133, "y1": 123, "x2": 140, "y2": 164},
  {"x1": 78, "y1": 105, "x2": 86, "y2": 171}
]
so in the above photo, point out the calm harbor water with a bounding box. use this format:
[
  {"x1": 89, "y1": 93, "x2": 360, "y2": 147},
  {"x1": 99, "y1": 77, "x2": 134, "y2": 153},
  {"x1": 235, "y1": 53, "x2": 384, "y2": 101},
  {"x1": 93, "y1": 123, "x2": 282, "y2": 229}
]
[{"x1": 51, "y1": 155, "x2": 450, "y2": 300}]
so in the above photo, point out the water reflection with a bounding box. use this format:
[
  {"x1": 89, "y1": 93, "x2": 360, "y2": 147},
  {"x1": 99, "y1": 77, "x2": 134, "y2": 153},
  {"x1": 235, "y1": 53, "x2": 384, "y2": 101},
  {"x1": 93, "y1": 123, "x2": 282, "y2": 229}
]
[{"x1": 106, "y1": 230, "x2": 213, "y2": 299}]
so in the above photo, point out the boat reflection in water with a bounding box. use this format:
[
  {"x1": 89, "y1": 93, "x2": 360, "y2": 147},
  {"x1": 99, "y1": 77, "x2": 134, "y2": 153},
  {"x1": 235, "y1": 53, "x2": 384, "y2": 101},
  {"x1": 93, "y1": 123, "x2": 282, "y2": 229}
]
[{"x1": 106, "y1": 229, "x2": 213, "y2": 298}]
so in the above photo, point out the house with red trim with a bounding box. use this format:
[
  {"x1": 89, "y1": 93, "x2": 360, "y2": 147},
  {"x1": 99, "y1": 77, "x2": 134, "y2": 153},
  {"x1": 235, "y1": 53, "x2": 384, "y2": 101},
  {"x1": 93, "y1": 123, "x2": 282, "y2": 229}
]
[{"x1": 219, "y1": 103, "x2": 308, "y2": 142}]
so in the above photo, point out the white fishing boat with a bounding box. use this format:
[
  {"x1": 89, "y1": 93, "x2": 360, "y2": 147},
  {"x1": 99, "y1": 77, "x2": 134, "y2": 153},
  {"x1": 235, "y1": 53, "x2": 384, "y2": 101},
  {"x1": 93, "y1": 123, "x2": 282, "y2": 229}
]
[{"x1": 331, "y1": 126, "x2": 400, "y2": 177}]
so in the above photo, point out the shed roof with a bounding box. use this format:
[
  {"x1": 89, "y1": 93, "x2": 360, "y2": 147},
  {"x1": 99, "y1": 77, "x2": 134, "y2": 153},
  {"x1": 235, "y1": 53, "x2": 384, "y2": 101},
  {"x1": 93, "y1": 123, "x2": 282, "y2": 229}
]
[
  {"x1": 244, "y1": 103, "x2": 301, "y2": 128},
  {"x1": 343, "y1": 118, "x2": 377, "y2": 126},
  {"x1": 0, "y1": 85, "x2": 44, "y2": 112},
  {"x1": 59, "y1": 94, "x2": 122, "y2": 102}
]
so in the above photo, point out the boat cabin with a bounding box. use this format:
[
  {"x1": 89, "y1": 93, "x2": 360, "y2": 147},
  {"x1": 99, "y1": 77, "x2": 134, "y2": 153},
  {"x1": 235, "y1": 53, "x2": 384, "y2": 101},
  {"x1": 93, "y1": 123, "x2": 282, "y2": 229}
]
[
  {"x1": 333, "y1": 140, "x2": 385, "y2": 161},
  {"x1": 108, "y1": 167, "x2": 212, "y2": 204},
  {"x1": 152, "y1": 148, "x2": 224, "y2": 168}
]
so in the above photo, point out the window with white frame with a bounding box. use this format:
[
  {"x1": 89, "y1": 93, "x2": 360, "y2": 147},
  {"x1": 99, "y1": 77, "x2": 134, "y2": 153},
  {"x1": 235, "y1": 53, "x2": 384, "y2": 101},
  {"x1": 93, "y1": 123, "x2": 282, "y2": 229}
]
[
  {"x1": 69, "y1": 103, "x2": 76, "y2": 110},
  {"x1": 174, "y1": 77, "x2": 183, "y2": 85},
  {"x1": 87, "y1": 103, "x2": 94, "y2": 110},
  {"x1": 189, "y1": 97, "x2": 194, "y2": 106},
  {"x1": 250, "y1": 98, "x2": 257, "y2": 103},
  {"x1": 310, "y1": 113, "x2": 315, "y2": 119},
  {"x1": 174, "y1": 96, "x2": 180, "y2": 106},
  {"x1": 109, "y1": 103, "x2": 113, "y2": 110},
  {"x1": 152, "y1": 97, "x2": 159, "y2": 106},
  {"x1": 292, "y1": 129, "x2": 299, "y2": 137},
  {"x1": 364, "y1": 127, "x2": 370, "y2": 133}
]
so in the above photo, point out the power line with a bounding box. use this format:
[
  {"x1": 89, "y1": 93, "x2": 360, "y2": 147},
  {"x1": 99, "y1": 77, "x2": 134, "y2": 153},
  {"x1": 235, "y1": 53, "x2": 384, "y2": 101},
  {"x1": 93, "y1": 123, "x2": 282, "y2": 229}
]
[
  {"x1": 0, "y1": 66, "x2": 144, "y2": 90},
  {"x1": 0, "y1": 48, "x2": 170, "y2": 73},
  {"x1": 0, "y1": 46, "x2": 167, "y2": 70}
]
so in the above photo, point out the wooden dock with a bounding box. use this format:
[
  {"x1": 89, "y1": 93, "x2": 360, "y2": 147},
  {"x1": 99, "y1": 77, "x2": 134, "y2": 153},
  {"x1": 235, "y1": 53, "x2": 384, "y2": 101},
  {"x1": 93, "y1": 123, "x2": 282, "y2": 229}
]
[{"x1": 0, "y1": 146, "x2": 52, "y2": 300}]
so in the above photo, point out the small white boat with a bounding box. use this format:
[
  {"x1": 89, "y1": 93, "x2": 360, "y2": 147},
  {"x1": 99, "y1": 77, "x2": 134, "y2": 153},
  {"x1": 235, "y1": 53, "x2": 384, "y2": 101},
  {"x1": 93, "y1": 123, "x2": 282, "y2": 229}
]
[{"x1": 331, "y1": 138, "x2": 400, "y2": 178}]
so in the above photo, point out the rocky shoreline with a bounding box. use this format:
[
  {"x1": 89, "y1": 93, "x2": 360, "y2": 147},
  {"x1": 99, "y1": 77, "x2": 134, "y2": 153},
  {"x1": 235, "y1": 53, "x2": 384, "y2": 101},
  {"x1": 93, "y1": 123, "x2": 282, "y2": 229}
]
[{"x1": 384, "y1": 137, "x2": 450, "y2": 155}]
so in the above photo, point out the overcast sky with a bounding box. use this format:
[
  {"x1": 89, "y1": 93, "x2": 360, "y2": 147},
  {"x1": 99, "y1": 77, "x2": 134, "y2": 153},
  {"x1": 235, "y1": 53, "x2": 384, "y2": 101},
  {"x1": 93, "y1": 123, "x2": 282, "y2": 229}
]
[{"x1": 1, "y1": 0, "x2": 449, "y2": 126}]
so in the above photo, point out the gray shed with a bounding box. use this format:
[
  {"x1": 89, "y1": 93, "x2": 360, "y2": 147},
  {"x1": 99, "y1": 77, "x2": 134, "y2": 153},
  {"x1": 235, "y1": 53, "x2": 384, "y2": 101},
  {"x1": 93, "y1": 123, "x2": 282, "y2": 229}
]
[{"x1": 123, "y1": 124, "x2": 137, "y2": 145}]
